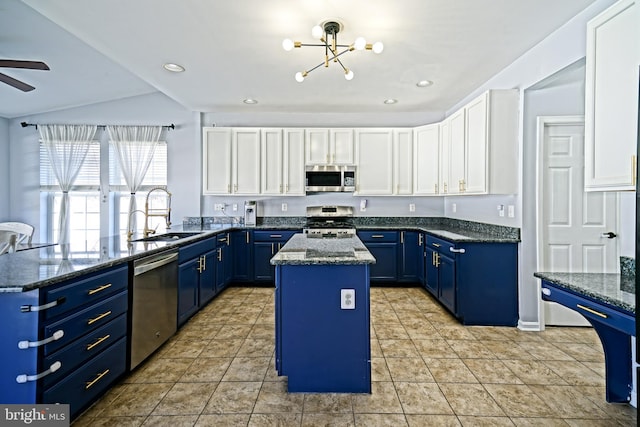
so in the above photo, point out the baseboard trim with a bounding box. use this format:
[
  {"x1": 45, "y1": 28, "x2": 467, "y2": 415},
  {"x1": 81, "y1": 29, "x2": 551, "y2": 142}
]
[{"x1": 517, "y1": 320, "x2": 542, "y2": 331}]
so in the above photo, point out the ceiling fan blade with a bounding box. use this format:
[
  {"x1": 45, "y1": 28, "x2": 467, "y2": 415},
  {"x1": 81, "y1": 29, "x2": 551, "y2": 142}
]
[
  {"x1": 0, "y1": 60, "x2": 50, "y2": 70},
  {"x1": 0, "y1": 72, "x2": 35, "y2": 92}
]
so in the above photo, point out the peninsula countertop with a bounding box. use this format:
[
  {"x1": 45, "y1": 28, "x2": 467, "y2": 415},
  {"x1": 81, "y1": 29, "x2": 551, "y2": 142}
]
[
  {"x1": 270, "y1": 234, "x2": 376, "y2": 265},
  {"x1": 534, "y1": 271, "x2": 635, "y2": 314}
]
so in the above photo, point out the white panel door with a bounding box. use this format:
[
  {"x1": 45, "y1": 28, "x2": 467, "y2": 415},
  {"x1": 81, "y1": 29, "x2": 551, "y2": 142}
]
[
  {"x1": 283, "y1": 129, "x2": 305, "y2": 195},
  {"x1": 330, "y1": 129, "x2": 355, "y2": 164},
  {"x1": 260, "y1": 128, "x2": 283, "y2": 195},
  {"x1": 414, "y1": 124, "x2": 440, "y2": 195},
  {"x1": 202, "y1": 127, "x2": 232, "y2": 194},
  {"x1": 232, "y1": 129, "x2": 261, "y2": 194},
  {"x1": 465, "y1": 93, "x2": 488, "y2": 194},
  {"x1": 394, "y1": 129, "x2": 414, "y2": 195},
  {"x1": 355, "y1": 129, "x2": 393, "y2": 195},
  {"x1": 539, "y1": 119, "x2": 618, "y2": 325},
  {"x1": 439, "y1": 119, "x2": 451, "y2": 194},
  {"x1": 447, "y1": 109, "x2": 466, "y2": 194},
  {"x1": 305, "y1": 129, "x2": 329, "y2": 164}
]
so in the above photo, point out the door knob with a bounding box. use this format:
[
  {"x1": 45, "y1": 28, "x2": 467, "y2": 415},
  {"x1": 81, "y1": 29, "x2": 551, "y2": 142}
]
[{"x1": 601, "y1": 232, "x2": 617, "y2": 239}]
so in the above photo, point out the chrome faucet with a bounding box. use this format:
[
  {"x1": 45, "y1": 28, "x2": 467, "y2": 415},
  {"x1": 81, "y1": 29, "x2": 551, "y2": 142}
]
[
  {"x1": 144, "y1": 187, "x2": 172, "y2": 236},
  {"x1": 127, "y1": 209, "x2": 146, "y2": 242}
]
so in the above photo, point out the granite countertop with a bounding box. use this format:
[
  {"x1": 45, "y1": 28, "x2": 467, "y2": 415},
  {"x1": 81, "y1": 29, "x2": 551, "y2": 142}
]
[
  {"x1": 534, "y1": 272, "x2": 635, "y2": 314},
  {"x1": 271, "y1": 234, "x2": 376, "y2": 265}
]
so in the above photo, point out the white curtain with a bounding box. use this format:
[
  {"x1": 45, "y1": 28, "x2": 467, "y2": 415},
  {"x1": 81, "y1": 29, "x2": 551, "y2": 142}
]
[
  {"x1": 107, "y1": 125, "x2": 163, "y2": 233},
  {"x1": 39, "y1": 124, "x2": 97, "y2": 245}
]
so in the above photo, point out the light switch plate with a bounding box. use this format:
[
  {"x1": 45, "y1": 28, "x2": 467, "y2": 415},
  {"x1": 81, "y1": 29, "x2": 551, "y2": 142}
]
[
  {"x1": 341, "y1": 289, "x2": 355, "y2": 310},
  {"x1": 409, "y1": 203, "x2": 415, "y2": 212}
]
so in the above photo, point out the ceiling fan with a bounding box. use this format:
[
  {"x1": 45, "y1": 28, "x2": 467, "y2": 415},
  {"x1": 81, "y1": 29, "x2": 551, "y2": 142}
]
[{"x1": 0, "y1": 59, "x2": 50, "y2": 92}]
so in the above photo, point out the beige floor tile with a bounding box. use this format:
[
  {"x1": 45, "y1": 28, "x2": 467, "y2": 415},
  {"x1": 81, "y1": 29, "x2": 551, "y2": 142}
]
[
  {"x1": 536, "y1": 327, "x2": 585, "y2": 343},
  {"x1": 462, "y1": 359, "x2": 523, "y2": 385},
  {"x1": 176, "y1": 323, "x2": 223, "y2": 341},
  {"x1": 434, "y1": 325, "x2": 477, "y2": 340},
  {"x1": 516, "y1": 342, "x2": 573, "y2": 361},
  {"x1": 510, "y1": 418, "x2": 570, "y2": 426},
  {"x1": 483, "y1": 384, "x2": 554, "y2": 417},
  {"x1": 353, "y1": 382, "x2": 404, "y2": 414},
  {"x1": 542, "y1": 360, "x2": 605, "y2": 386},
  {"x1": 564, "y1": 420, "x2": 631, "y2": 427},
  {"x1": 413, "y1": 339, "x2": 458, "y2": 359},
  {"x1": 481, "y1": 340, "x2": 533, "y2": 360},
  {"x1": 72, "y1": 416, "x2": 146, "y2": 426},
  {"x1": 423, "y1": 358, "x2": 478, "y2": 383},
  {"x1": 252, "y1": 381, "x2": 305, "y2": 413},
  {"x1": 447, "y1": 340, "x2": 495, "y2": 359},
  {"x1": 561, "y1": 327, "x2": 602, "y2": 346},
  {"x1": 248, "y1": 413, "x2": 302, "y2": 426},
  {"x1": 438, "y1": 383, "x2": 505, "y2": 417},
  {"x1": 379, "y1": 339, "x2": 420, "y2": 358},
  {"x1": 127, "y1": 358, "x2": 194, "y2": 384},
  {"x1": 202, "y1": 381, "x2": 261, "y2": 414},
  {"x1": 528, "y1": 385, "x2": 609, "y2": 419},
  {"x1": 142, "y1": 415, "x2": 199, "y2": 426},
  {"x1": 161, "y1": 339, "x2": 209, "y2": 359},
  {"x1": 501, "y1": 359, "x2": 568, "y2": 385},
  {"x1": 394, "y1": 382, "x2": 454, "y2": 415},
  {"x1": 551, "y1": 342, "x2": 606, "y2": 363},
  {"x1": 303, "y1": 393, "x2": 353, "y2": 413},
  {"x1": 214, "y1": 324, "x2": 253, "y2": 340},
  {"x1": 402, "y1": 320, "x2": 440, "y2": 340},
  {"x1": 201, "y1": 338, "x2": 243, "y2": 358},
  {"x1": 354, "y1": 413, "x2": 408, "y2": 426},
  {"x1": 371, "y1": 357, "x2": 392, "y2": 381},
  {"x1": 374, "y1": 323, "x2": 410, "y2": 340},
  {"x1": 221, "y1": 356, "x2": 270, "y2": 381},
  {"x1": 152, "y1": 382, "x2": 217, "y2": 415},
  {"x1": 302, "y1": 413, "x2": 355, "y2": 426},
  {"x1": 100, "y1": 383, "x2": 174, "y2": 417},
  {"x1": 385, "y1": 357, "x2": 435, "y2": 382},
  {"x1": 466, "y1": 326, "x2": 515, "y2": 341},
  {"x1": 195, "y1": 413, "x2": 251, "y2": 427},
  {"x1": 236, "y1": 338, "x2": 275, "y2": 357},
  {"x1": 248, "y1": 323, "x2": 275, "y2": 339},
  {"x1": 180, "y1": 357, "x2": 232, "y2": 382},
  {"x1": 373, "y1": 311, "x2": 401, "y2": 324},
  {"x1": 581, "y1": 361, "x2": 606, "y2": 378},
  {"x1": 262, "y1": 355, "x2": 285, "y2": 382},
  {"x1": 457, "y1": 416, "x2": 515, "y2": 426},
  {"x1": 405, "y1": 414, "x2": 462, "y2": 426}
]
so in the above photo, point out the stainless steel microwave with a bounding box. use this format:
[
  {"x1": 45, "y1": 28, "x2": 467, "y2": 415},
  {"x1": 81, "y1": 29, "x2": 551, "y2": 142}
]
[{"x1": 305, "y1": 165, "x2": 356, "y2": 193}]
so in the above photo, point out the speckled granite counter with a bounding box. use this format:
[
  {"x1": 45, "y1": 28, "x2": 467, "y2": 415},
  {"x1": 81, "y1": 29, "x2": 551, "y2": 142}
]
[
  {"x1": 534, "y1": 272, "x2": 635, "y2": 314},
  {"x1": 271, "y1": 234, "x2": 375, "y2": 265}
]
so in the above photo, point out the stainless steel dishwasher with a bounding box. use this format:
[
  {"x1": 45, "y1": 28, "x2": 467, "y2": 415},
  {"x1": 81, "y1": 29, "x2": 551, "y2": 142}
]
[{"x1": 130, "y1": 249, "x2": 178, "y2": 369}]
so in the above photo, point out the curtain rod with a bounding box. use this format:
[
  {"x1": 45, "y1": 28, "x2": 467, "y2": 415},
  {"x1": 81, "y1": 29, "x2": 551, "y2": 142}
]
[{"x1": 20, "y1": 122, "x2": 175, "y2": 130}]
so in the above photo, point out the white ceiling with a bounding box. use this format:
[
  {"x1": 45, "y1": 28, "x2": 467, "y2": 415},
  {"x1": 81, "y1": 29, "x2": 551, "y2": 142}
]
[{"x1": 0, "y1": 0, "x2": 596, "y2": 119}]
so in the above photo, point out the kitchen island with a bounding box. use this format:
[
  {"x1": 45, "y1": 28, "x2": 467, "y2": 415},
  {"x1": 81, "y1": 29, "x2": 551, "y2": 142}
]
[
  {"x1": 271, "y1": 233, "x2": 375, "y2": 393},
  {"x1": 535, "y1": 271, "x2": 635, "y2": 404}
]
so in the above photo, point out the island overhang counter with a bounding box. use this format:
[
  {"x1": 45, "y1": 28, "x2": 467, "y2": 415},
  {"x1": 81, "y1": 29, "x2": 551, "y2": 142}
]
[{"x1": 271, "y1": 233, "x2": 375, "y2": 393}]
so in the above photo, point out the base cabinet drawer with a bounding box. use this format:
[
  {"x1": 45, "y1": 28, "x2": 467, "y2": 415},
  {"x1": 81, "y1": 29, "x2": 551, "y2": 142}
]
[{"x1": 42, "y1": 337, "x2": 127, "y2": 419}]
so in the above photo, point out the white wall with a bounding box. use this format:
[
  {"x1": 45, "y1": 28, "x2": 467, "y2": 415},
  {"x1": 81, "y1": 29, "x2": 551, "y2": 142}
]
[
  {"x1": 9, "y1": 92, "x2": 200, "y2": 237},
  {"x1": 0, "y1": 117, "x2": 9, "y2": 221}
]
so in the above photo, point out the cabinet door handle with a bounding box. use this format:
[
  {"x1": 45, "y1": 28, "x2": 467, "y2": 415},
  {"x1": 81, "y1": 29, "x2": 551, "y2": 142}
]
[
  {"x1": 576, "y1": 304, "x2": 608, "y2": 319},
  {"x1": 86, "y1": 334, "x2": 111, "y2": 351},
  {"x1": 418, "y1": 234, "x2": 423, "y2": 246},
  {"x1": 632, "y1": 155, "x2": 637, "y2": 187},
  {"x1": 271, "y1": 243, "x2": 275, "y2": 255},
  {"x1": 434, "y1": 252, "x2": 440, "y2": 267},
  {"x1": 434, "y1": 183, "x2": 438, "y2": 193},
  {"x1": 270, "y1": 234, "x2": 282, "y2": 238},
  {"x1": 16, "y1": 361, "x2": 61, "y2": 384},
  {"x1": 449, "y1": 247, "x2": 465, "y2": 254},
  {"x1": 88, "y1": 283, "x2": 112, "y2": 295},
  {"x1": 443, "y1": 183, "x2": 448, "y2": 193},
  {"x1": 371, "y1": 235, "x2": 385, "y2": 238},
  {"x1": 432, "y1": 243, "x2": 441, "y2": 248},
  {"x1": 87, "y1": 310, "x2": 112, "y2": 325},
  {"x1": 217, "y1": 248, "x2": 222, "y2": 261},
  {"x1": 85, "y1": 369, "x2": 110, "y2": 390},
  {"x1": 226, "y1": 233, "x2": 231, "y2": 246},
  {"x1": 18, "y1": 330, "x2": 64, "y2": 349},
  {"x1": 21, "y1": 297, "x2": 66, "y2": 313},
  {"x1": 400, "y1": 231, "x2": 404, "y2": 244},
  {"x1": 246, "y1": 231, "x2": 250, "y2": 244}
]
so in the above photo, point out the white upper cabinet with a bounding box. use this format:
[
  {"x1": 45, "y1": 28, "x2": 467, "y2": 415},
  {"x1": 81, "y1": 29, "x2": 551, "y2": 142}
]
[
  {"x1": 447, "y1": 109, "x2": 466, "y2": 194},
  {"x1": 202, "y1": 127, "x2": 260, "y2": 195},
  {"x1": 439, "y1": 119, "x2": 451, "y2": 195},
  {"x1": 584, "y1": 0, "x2": 639, "y2": 191},
  {"x1": 260, "y1": 128, "x2": 284, "y2": 195},
  {"x1": 261, "y1": 128, "x2": 305, "y2": 196},
  {"x1": 282, "y1": 129, "x2": 305, "y2": 195},
  {"x1": 305, "y1": 128, "x2": 354, "y2": 165},
  {"x1": 414, "y1": 124, "x2": 440, "y2": 195},
  {"x1": 394, "y1": 129, "x2": 414, "y2": 195},
  {"x1": 355, "y1": 129, "x2": 394, "y2": 195}
]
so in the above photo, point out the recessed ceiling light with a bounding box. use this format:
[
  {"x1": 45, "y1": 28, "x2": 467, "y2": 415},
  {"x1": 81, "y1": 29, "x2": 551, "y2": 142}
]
[
  {"x1": 243, "y1": 98, "x2": 258, "y2": 104},
  {"x1": 383, "y1": 99, "x2": 398, "y2": 105},
  {"x1": 416, "y1": 80, "x2": 433, "y2": 87},
  {"x1": 163, "y1": 63, "x2": 185, "y2": 73}
]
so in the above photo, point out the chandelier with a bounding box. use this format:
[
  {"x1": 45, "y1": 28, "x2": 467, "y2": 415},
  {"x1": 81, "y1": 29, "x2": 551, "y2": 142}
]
[{"x1": 282, "y1": 20, "x2": 383, "y2": 82}]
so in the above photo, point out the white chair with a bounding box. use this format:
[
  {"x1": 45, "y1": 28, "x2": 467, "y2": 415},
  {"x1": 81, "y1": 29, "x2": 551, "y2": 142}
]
[{"x1": 0, "y1": 222, "x2": 34, "y2": 255}]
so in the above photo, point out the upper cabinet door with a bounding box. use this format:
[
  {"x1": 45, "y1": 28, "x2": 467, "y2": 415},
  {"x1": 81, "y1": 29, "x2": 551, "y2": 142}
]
[
  {"x1": 305, "y1": 129, "x2": 330, "y2": 164},
  {"x1": 232, "y1": 129, "x2": 261, "y2": 194},
  {"x1": 439, "y1": 119, "x2": 451, "y2": 195},
  {"x1": 447, "y1": 109, "x2": 466, "y2": 194},
  {"x1": 414, "y1": 124, "x2": 440, "y2": 195},
  {"x1": 330, "y1": 129, "x2": 355, "y2": 164},
  {"x1": 394, "y1": 129, "x2": 414, "y2": 195},
  {"x1": 355, "y1": 129, "x2": 394, "y2": 195},
  {"x1": 465, "y1": 93, "x2": 488, "y2": 194},
  {"x1": 261, "y1": 128, "x2": 283, "y2": 195},
  {"x1": 203, "y1": 127, "x2": 232, "y2": 194},
  {"x1": 283, "y1": 129, "x2": 305, "y2": 195},
  {"x1": 584, "y1": 0, "x2": 639, "y2": 191}
]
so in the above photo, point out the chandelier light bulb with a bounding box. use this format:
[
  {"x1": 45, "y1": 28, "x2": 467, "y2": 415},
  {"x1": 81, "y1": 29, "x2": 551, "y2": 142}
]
[
  {"x1": 295, "y1": 72, "x2": 305, "y2": 83},
  {"x1": 345, "y1": 69, "x2": 354, "y2": 80},
  {"x1": 311, "y1": 25, "x2": 323, "y2": 39},
  {"x1": 282, "y1": 38, "x2": 294, "y2": 51},
  {"x1": 354, "y1": 37, "x2": 366, "y2": 51},
  {"x1": 372, "y1": 42, "x2": 384, "y2": 54}
]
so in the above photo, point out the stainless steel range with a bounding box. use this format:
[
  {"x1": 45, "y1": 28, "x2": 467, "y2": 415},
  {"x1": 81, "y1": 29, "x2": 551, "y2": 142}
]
[{"x1": 303, "y1": 205, "x2": 356, "y2": 238}]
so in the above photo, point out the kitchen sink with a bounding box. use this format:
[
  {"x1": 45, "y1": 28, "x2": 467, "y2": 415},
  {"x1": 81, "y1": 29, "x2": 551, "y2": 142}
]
[{"x1": 132, "y1": 232, "x2": 202, "y2": 242}]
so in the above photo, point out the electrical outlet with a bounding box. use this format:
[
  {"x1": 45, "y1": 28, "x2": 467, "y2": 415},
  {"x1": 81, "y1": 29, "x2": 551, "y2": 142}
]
[
  {"x1": 281, "y1": 203, "x2": 287, "y2": 212},
  {"x1": 214, "y1": 203, "x2": 224, "y2": 211},
  {"x1": 341, "y1": 289, "x2": 355, "y2": 310},
  {"x1": 508, "y1": 205, "x2": 515, "y2": 218},
  {"x1": 360, "y1": 199, "x2": 367, "y2": 212},
  {"x1": 452, "y1": 203, "x2": 457, "y2": 213},
  {"x1": 232, "y1": 203, "x2": 238, "y2": 211},
  {"x1": 409, "y1": 203, "x2": 415, "y2": 212},
  {"x1": 498, "y1": 205, "x2": 505, "y2": 217}
]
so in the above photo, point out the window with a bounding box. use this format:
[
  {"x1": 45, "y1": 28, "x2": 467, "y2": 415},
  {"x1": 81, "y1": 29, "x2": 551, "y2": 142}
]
[{"x1": 39, "y1": 137, "x2": 167, "y2": 247}]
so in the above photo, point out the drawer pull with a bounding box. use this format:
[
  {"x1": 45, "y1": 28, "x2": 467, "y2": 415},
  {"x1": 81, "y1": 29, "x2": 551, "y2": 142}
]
[
  {"x1": 86, "y1": 334, "x2": 111, "y2": 351},
  {"x1": 449, "y1": 247, "x2": 466, "y2": 254},
  {"x1": 576, "y1": 304, "x2": 608, "y2": 319},
  {"x1": 432, "y1": 243, "x2": 441, "y2": 248},
  {"x1": 16, "y1": 361, "x2": 61, "y2": 383},
  {"x1": 371, "y1": 235, "x2": 385, "y2": 238},
  {"x1": 85, "y1": 369, "x2": 110, "y2": 390},
  {"x1": 21, "y1": 297, "x2": 66, "y2": 313},
  {"x1": 88, "y1": 283, "x2": 112, "y2": 295},
  {"x1": 218, "y1": 238, "x2": 227, "y2": 243},
  {"x1": 87, "y1": 310, "x2": 112, "y2": 325},
  {"x1": 18, "y1": 330, "x2": 64, "y2": 349},
  {"x1": 270, "y1": 234, "x2": 282, "y2": 238},
  {"x1": 245, "y1": 232, "x2": 250, "y2": 244}
]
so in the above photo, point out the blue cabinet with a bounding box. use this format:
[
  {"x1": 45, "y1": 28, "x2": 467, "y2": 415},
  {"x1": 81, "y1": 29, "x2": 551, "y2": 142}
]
[
  {"x1": 398, "y1": 231, "x2": 423, "y2": 283},
  {"x1": 0, "y1": 264, "x2": 129, "y2": 420},
  {"x1": 216, "y1": 232, "x2": 232, "y2": 293},
  {"x1": 178, "y1": 237, "x2": 217, "y2": 325},
  {"x1": 232, "y1": 230, "x2": 253, "y2": 282},
  {"x1": 357, "y1": 231, "x2": 398, "y2": 282},
  {"x1": 253, "y1": 230, "x2": 298, "y2": 283},
  {"x1": 425, "y1": 235, "x2": 518, "y2": 326}
]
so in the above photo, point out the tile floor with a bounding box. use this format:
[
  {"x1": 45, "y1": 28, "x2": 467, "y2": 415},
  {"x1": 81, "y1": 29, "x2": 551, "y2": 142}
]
[{"x1": 73, "y1": 286, "x2": 637, "y2": 426}]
